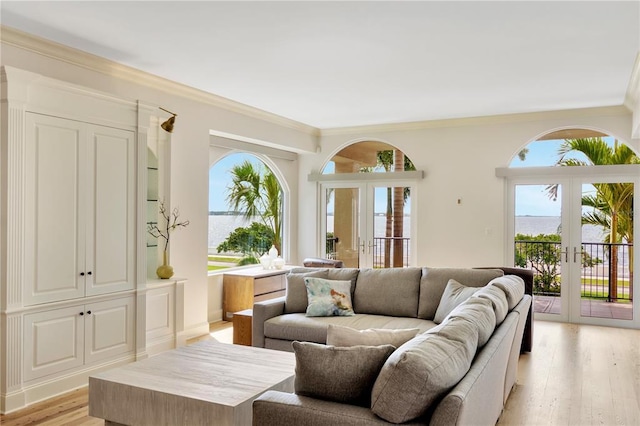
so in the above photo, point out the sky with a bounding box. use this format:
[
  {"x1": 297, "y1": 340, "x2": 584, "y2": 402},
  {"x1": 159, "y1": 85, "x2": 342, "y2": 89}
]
[{"x1": 510, "y1": 136, "x2": 621, "y2": 216}]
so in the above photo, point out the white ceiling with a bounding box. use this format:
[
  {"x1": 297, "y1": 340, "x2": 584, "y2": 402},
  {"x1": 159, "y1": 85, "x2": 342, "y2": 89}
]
[{"x1": 2, "y1": 1, "x2": 639, "y2": 129}]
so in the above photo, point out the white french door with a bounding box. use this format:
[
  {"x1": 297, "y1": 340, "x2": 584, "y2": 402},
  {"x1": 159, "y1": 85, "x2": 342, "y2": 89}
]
[
  {"x1": 506, "y1": 168, "x2": 639, "y2": 328},
  {"x1": 320, "y1": 181, "x2": 416, "y2": 269}
]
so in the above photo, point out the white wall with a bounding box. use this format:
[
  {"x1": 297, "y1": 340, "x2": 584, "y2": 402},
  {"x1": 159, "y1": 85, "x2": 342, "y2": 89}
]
[{"x1": 298, "y1": 109, "x2": 640, "y2": 268}]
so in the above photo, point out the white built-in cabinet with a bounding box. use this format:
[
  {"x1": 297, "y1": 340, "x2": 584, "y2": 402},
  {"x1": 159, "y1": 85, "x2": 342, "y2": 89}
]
[
  {"x1": 23, "y1": 297, "x2": 135, "y2": 381},
  {"x1": 24, "y1": 113, "x2": 135, "y2": 305},
  {"x1": 0, "y1": 67, "x2": 187, "y2": 414}
]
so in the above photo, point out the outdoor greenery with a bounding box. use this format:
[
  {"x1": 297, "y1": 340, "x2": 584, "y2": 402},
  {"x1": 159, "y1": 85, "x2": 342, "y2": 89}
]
[
  {"x1": 217, "y1": 160, "x2": 282, "y2": 265},
  {"x1": 216, "y1": 222, "x2": 274, "y2": 262},
  {"x1": 514, "y1": 233, "x2": 601, "y2": 295}
]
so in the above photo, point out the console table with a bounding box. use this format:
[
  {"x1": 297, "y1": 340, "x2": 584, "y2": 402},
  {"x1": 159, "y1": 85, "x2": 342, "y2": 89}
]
[{"x1": 223, "y1": 267, "x2": 287, "y2": 320}]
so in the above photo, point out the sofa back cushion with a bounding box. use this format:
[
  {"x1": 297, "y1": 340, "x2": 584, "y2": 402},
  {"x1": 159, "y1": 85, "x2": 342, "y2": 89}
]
[
  {"x1": 354, "y1": 267, "x2": 422, "y2": 317},
  {"x1": 488, "y1": 275, "x2": 525, "y2": 310},
  {"x1": 371, "y1": 318, "x2": 479, "y2": 423},
  {"x1": 474, "y1": 284, "x2": 509, "y2": 325},
  {"x1": 418, "y1": 267, "x2": 504, "y2": 319},
  {"x1": 443, "y1": 297, "x2": 496, "y2": 347},
  {"x1": 284, "y1": 270, "x2": 328, "y2": 314}
]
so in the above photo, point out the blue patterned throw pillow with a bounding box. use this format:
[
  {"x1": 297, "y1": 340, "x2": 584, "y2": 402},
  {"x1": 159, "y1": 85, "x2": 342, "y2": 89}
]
[{"x1": 304, "y1": 277, "x2": 355, "y2": 317}]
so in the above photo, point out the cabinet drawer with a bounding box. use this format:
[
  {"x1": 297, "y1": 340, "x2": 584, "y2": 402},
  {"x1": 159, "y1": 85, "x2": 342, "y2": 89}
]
[
  {"x1": 254, "y1": 289, "x2": 286, "y2": 303},
  {"x1": 254, "y1": 274, "x2": 285, "y2": 296}
]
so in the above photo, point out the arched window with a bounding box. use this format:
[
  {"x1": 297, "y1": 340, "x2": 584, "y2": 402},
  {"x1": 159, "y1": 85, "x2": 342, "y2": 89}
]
[{"x1": 208, "y1": 153, "x2": 283, "y2": 271}]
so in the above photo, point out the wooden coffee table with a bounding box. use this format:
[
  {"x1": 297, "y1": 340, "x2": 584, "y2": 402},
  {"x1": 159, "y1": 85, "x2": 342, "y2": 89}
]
[{"x1": 88, "y1": 340, "x2": 296, "y2": 426}]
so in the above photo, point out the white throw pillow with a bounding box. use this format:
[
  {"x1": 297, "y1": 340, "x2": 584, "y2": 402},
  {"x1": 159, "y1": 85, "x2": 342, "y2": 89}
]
[
  {"x1": 488, "y1": 275, "x2": 525, "y2": 310},
  {"x1": 433, "y1": 279, "x2": 480, "y2": 324},
  {"x1": 326, "y1": 324, "x2": 419, "y2": 348}
]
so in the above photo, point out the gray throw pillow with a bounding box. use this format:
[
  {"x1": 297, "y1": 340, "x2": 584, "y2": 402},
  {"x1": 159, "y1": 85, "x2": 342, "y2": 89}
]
[
  {"x1": 284, "y1": 270, "x2": 328, "y2": 313},
  {"x1": 326, "y1": 324, "x2": 419, "y2": 347},
  {"x1": 293, "y1": 341, "x2": 395, "y2": 406},
  {"x1": 433, "y1": 279, "x2": 480, "y2": 324}
]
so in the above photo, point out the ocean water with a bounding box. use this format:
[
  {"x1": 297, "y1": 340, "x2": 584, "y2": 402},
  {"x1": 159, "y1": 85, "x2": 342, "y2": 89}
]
[{"x1": 515, "y1": 216, "x2": 606, "y2": 243}]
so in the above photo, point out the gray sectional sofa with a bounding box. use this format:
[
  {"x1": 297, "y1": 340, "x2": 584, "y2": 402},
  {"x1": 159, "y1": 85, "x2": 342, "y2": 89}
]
[{"x1": 251, "y1": 266, "x2": 533, "y2": 425}]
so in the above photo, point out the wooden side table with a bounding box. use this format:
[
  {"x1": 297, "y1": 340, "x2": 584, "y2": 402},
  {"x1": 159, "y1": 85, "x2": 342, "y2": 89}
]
[
  {"x1": 233, "y1": 309, "x2": 253, "y2": 346},
  {"x1": 223, "y1": 267, "x2": 287, "y2": 321}
]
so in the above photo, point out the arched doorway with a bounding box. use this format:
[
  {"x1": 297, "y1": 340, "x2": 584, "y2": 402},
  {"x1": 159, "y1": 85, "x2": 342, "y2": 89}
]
[
  {"x1": 500, "y1": 128, "x2": 639, "y2": 328},
  {"x1": 317, "y1": 141, "x2": 421, "y2": 269}
]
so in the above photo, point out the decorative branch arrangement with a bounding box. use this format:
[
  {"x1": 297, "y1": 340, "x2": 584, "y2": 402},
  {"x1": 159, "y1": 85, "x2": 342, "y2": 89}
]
[{"x1": 147, "y1": 200, "x2": 190, "y2": 252}]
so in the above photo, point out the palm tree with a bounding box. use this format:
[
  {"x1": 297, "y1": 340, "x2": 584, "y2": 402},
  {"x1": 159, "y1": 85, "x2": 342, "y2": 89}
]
[
  {"x1": 226, "y1": 160, "x2": 282, "y2": 254},
  {"x1": 547, "y1": 137, "x2": 637, "y2": 299}
]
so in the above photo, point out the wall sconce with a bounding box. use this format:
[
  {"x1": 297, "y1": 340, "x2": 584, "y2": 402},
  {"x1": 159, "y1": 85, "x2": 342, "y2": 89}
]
[{"x1": 159, "y1": 107, "x2": 177, "y2": 133}]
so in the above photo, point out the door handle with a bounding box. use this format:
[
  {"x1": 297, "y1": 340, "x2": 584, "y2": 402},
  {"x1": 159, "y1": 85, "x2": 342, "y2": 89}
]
[
  {"x1": 367, "y1": 241, "x2": 374, "y2": 254},
  {"x1": 573, "y1": 246, "x2": 580, "y2": 263},
  {"x1": 359, "y1": 240, "x2": 365, "y2": 254},
  {"x1": 561, "y1": 247, "x2": 569, "y2": 262}
]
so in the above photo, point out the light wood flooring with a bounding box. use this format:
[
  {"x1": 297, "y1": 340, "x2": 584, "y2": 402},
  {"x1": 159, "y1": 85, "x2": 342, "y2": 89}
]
[{"x1": 2, "y1": 320, "x2": 639, "y2": 425}]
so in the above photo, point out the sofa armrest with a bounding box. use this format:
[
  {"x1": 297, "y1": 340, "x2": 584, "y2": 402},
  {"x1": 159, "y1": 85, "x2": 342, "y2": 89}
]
[
  {"x1": 253, "y1": 391, "x2": 400, "y2": 426},
  {"x1": 252, "y1": 297, "x2": 286, "y2": 348}
]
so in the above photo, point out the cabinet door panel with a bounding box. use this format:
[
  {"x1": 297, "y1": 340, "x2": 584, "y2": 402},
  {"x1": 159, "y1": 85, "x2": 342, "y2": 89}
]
[
  {"x1": 24, "y1": 306, "x2": 84, "y2": 381},
  {"x1": 85, "y1": 297, "x2": 135, "y2": 365},
  {"x1": 86, "y1": 126, "x2": 135, "y2": 296},
  {"x1": 24, "y1": 114, "x2": 85, "y2": 305},
  {"x1": 146, "y1": 287, "x2": 175, "y2": 340}
]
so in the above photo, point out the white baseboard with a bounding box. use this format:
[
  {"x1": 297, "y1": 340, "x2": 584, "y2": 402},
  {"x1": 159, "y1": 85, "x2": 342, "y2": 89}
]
[
  {"x1": 177, "y1": 322, "x2": 211, "y2": 346},
  {"x1": 208, "y1": 308, "x2": 223, "y2": 323},
  {"x1": 1, "y1": 354, "x2": 135, "y2": 414}
]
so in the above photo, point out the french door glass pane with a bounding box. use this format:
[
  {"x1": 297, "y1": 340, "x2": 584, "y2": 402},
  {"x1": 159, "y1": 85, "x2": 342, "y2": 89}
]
[
  {"x1": 326, "y1": 187, "x2": 360, "y2": 268},
  {"x1": 580, "y1": 182, "x2": 633, "y2": 320},
  {"x1": 515, "y1": 184, "x2": 562, "y2": 316},
  {"x1": 372, "y1": 186, "x2": 411, "y2": 268}
]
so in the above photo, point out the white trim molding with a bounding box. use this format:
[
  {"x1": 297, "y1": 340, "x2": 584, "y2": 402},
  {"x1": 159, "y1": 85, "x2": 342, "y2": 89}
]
[{"x1": 308, "y1": 170, "x2": 425, "y2": 182}]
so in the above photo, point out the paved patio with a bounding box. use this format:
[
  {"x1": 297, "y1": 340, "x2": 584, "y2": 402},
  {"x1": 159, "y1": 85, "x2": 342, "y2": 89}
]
[{"x1": 535, "y1": 295, "x2": 633, "y2": 320}]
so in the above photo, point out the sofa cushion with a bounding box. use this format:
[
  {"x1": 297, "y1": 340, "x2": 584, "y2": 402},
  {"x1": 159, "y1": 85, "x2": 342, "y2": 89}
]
[
  {"x1": 264, "y1": 313, "x2": 437, "y2": 345},
  {"x1": 293, "y1": 341, "x2": 395, "y2": 406},
  {"x1": 488, "y1": 275, "x2": 525, "y2": 310},
  {"x1": 474, "y1": 284, "x2": 509, "y2": 324},
  {"x1": 443, "y1": 297, "x2": 496, "y2": 347},
  {"x1": 326, "y1": 324, "x2": 419, "y2": 348},
  {"x1": 433, "y1": 279, "x2": 481, "y2": 324},
  {"x1": 418, "y1": 267, "x2": 504, "y2": 319},
  {"x1": 354, "y1": 267, "x2": 422, "y2": 317},
  {"x1": 304, "y1": 278, "x2": 355, "y2": 317},
  {"x1": 371, "y1": 319, "x2": 479, "y2": 423},
  {"x1": 284, "y1": 270, "x2": 328, "y2": 314}
]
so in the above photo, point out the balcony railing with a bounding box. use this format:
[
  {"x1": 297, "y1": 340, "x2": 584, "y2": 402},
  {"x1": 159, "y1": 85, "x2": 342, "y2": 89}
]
[
  {"x1": 515, "y1": 240, "x2": 633, "y2": 302},
  {"x1": 325, "y1": 236, "x2": 410, "y2": 267}
]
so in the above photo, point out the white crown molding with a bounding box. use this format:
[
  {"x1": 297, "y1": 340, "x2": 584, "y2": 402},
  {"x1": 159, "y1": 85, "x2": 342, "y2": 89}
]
[
  {"x1": 624, "y1": 52, "x2": 640, "y2": 109},
  {"x1": 0, "y1": 25, "x2": 320, "y2": 137},
  {"x1": 319, "y1": 105, "x2": 631, "y2": 137}
]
